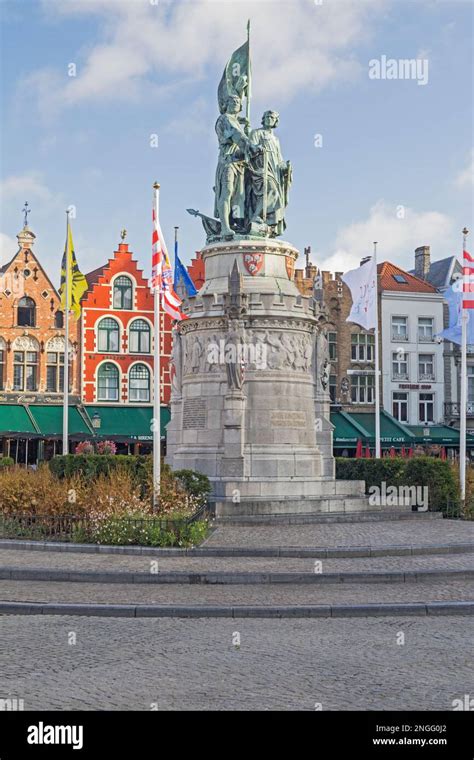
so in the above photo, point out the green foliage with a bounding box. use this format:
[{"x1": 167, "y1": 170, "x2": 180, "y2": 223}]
[
  {"x1": 173, "y1": 469, "x2": 211, "y2": 502},
  {"x1": 92, "y1": 515, "x2": 209, "y2": 547},
  {"x1": 403, "y1": 457, "x2": 458, "y2": 512},
  {"x1": 0, "y1": 457, "x2": 14, "y2": 469},
  {"x1": 336, "y1": 456, "x2": 460, "y2": 512},
  {"x1": 335, "y1": 458, "x2": 406, "y2": 488},
  {"x1": 49, "y1": 454, "x2": 152, "y2": 492}
]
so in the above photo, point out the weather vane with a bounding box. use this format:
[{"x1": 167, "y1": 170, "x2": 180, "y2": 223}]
[
  {"x1": 22, "y1": 201, "x2": 31, "y2": 228},
  {"x1": 120, "y1": 229, "x2": 127, "y2": 241}
]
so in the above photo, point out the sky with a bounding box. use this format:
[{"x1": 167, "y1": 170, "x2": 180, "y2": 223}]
[{"x1": 0, "y1": 0, "x2": 472, "y2": 288}]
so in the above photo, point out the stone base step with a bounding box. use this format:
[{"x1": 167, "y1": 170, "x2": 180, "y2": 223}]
[
  {"x1": 215, "y1": 494, "x2": 387, "y2": 517},
  {"x1": 216, "y1": 510, "x2": 443, "y2": 526}
]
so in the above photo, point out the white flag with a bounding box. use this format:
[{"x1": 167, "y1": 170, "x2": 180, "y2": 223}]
[{"x1": 341, "y1": 257, "x2": 377, "y2": 330}]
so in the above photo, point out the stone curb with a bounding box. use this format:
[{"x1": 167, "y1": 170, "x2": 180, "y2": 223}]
[
  {"x1": 0, "y1": 600, "x2": 472, "y2": 618},
  {"x1": 0, "y1": 538, "x2": 471, "y2": 559},
  {"x1": 214, "y1": 512, "x2": 444, "y2": 526},
  {"x1": 1, "y1": 566, "x2": 473, "y2": 585}
]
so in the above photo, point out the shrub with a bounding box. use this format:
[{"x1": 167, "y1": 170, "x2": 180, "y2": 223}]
[
  {"x1": 0, "y1": 465, "x2": 70, "y2": 515},
  {"x1": 336, "y1": 456, "x2": 460, "y2": 512},
  {"x1": 173, "y1": 469, "x2": 211, "y2": 504},
  {"x1": 335, "y1": 457, "x2": 406, "y2": 488},
  {"x1": 0, "y1": 457, "x2": 14, "y2": 469},
  {"x1": 403, "y1": 457, "x2": 458, "y2": 512}
]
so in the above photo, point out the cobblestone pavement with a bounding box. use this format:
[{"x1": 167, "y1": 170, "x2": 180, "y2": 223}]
[
  {"x1": 0, "y1": 548, "x2": 473, "y2": 574},
  {"x1": 1, "y1": 579, "x2": 472, "y2": 605},
  {"x1": 205, "y1": 519, "x2": 474, "y2": 548},
  {"x1": 0, "y1": 616, "x2": 471, "y2": 710}
]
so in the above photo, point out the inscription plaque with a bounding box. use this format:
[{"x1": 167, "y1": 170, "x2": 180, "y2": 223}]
[
  {"x1": 271, "y1": 411, "x2": 306, "y2": 428},
  {"x1": 183, "y1": 398, "x2": 207, "y2": 429}
]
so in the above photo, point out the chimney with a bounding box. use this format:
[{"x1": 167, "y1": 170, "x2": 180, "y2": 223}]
[{"x1": 415, "y1": 246, "x2": 430, "y2": 279}]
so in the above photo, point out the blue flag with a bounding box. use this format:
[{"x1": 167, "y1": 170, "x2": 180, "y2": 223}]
[
  {"x1": 173, "y1": 240, "x2": 197, "y2": 297},
  {"x1": 437, "y1": 281, "x2": 474, "y2": 345}
]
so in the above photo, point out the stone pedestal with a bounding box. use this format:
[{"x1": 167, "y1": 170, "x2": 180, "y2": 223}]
[{"x1": 166, "y1": 238, "x2": 364, "y2": 516}]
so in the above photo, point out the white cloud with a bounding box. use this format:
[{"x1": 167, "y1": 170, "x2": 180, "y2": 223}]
[
  {"x1": 454, "y1": 148, "x2": 474, "y2": 188},
  {"x1": 27, "y1": 0, "x2": 387, "y2": 117},
  {"x1": 0, "y1": 233, "x2": 18, "y2": 266},
  {"x1": 319, "y1": 200, "x2": 455, "y2": 273},
  {"x1": 0, "y1": 173, "x2": 54, "y2": 204}
]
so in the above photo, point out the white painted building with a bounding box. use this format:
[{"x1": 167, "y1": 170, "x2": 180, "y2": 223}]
[
  {"x1": 409, "y1": 246, "x2": 474, "y2": 435},
  {"x1": 379, "y1": 261, "x2": 445, "y2": 425}
]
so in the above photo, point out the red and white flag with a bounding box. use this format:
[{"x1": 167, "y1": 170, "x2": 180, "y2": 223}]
[
  {"x1": 151, "y1": 205, "x2": 163, "y2": 292},
  {"x1": 151, "y1": 199, "x2": 187, "y2": 321},
  {"x1": 463, "y1": 249, "x2": 474, "y2": 309}
]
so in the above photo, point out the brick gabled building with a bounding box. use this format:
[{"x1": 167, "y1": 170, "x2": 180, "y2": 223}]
[
  {"x1": 0, "y1": 224, "x2": 80, "y2": 401},
  {"x1": 81, "y1": 240, "x2": 205, "y2": 407},
  {"x1": 81, "y1": 240, "x2": 159, "y2": 404}
]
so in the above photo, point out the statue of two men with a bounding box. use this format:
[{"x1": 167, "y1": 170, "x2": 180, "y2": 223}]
[{"x1": 213, "y1": 95, "x2": 292, "y2": 239}]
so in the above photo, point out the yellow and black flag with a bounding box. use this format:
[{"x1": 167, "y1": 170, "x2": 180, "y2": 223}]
[{"x1": 59, "y1": 220, "x2": 87, "y2": 319}]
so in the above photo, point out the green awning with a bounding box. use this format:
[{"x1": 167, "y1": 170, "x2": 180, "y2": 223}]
[
  {"x1": 331, "y1": 410, "x2": 415, "y2": 448},
  {"x1": 331, "y1": 411, "x2": 369, "y2": 447},
  {"x1": 29, "y1": 405, "x2": 91, "y2": 439},
  {"x1": 0, "y1": 404, "x2": 171, "y2": 442},
  {"x1": 348, "y1": 411, "x2": 415, "y2": 447},
  {"x1": 406, "y1": 425, "x2": 474, "y2": 446},
  {"x1": 83, "y1": 405, "x2": 170, "y2": 441},
  {"x1": 0, "y1": 405, "x2": 38, "y2": 437}
]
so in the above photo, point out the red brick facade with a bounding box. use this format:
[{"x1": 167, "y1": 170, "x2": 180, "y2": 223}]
[
  {"x1": 0, "y1": 227, "x2": 204, "y2": 410},
  {"x1": 0, "y1": 227, "x2": 80, "y2": 401},
  {"x1": 81, "y1": 242, "x2": 159, "y2": 404}
]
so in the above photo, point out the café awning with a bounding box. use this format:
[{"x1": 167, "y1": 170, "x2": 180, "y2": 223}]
[
  {"x1": 331, "y1": 410, "x2": 415, "y2": 449},
  {"x1": 406, "y1": 425, "x2": 474, "y2": 446},
  {"x1": 0, "y1": 404, "x2": 171, "y2": 443},
  {"x1": 83, "y1": 405, "x2": 170, "y2": 441}
]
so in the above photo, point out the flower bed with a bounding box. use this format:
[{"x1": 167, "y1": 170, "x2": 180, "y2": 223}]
[{"x1": 0, "y1": 457, "x2": 212, "y2": 546}]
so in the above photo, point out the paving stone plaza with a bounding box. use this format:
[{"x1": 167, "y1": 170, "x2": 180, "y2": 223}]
[{"x1": 0, "y1": 514, "x2": 472, "y2": 711}]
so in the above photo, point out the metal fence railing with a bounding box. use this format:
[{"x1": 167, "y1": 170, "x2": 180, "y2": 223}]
[{"x1": 0, "y1": 503, "x2": 212, "y2": 544}]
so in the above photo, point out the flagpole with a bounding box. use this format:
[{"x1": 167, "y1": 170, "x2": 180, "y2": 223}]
[
  {"x1": 62, "y1": 211, "x2": 70, "y2": 456},
  {"x1": 373, "y1": 241, "x2": 381, "y2": 459},
  {"x1": 153, "y1": 182, "x2": 161, "y2": 511},
  {"x1": 460, "y1": 226, "x2": 469, "y2": 505},
  {"x1": 246, "y1": 18, "x2": 251, "y2": 130},
  {"x1": 174, "y1": 226, "x2": 179, "y2": 264}
]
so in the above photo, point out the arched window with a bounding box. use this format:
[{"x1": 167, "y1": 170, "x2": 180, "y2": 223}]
[
  {"x1": 97, "y1": 318, "x2": 120, "y2": 352},
  {"x1": 17, "y1": 297, "x2": 36, "y2": 327},
  {"x1": 113, "y1": 276, "x2": 133, "y2": 310},
  {"x1": 129, "y1": 319, "x2": 151, "y2": 353},
  {"x1": 129, "y1": 364, "x2": 150, "y2": 402},
  {"x1": 97, "y1": 363, "x2": 119, "y2": 402},
  {"x1": 54, "y1": 310, "x2": 64, "y2": 328}
]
